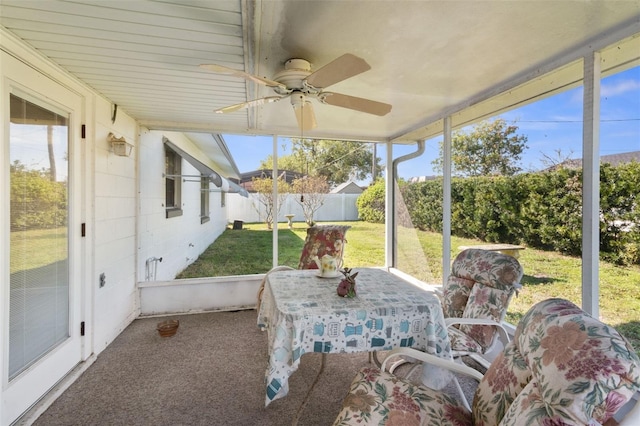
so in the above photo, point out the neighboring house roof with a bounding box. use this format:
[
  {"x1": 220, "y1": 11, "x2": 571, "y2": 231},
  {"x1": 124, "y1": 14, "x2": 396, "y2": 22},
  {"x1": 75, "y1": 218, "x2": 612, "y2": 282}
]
[
  {"x1": 331, "y1": 181, "x2": 363, "y2": 194},
  {"x1": 595, "y1": 151, "x2": 640, "y2": 166},
  {"x1": 548, "y1": 150, "x2": 640, "y2": 171},
  {"x1": 231, "y1": 169, "x2": 304, "y2": 192}
]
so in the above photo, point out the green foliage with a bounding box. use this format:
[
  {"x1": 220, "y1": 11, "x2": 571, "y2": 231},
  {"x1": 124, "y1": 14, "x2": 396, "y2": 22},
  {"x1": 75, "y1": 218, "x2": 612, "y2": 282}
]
[
  {"x1": 432, "y1": 118, "x2": 528, "y2": 176},
  {"x1": 402, "y1": 179, "x2": 441, "y2": 231},
  {"x1": 517, "y1": 168, "x2": 583, "y2": 254},
  {"x1": 599, "y1": 162, "x2": 640, "y2": 264},
  {"x1": 356, "y1": 179, "x2": 386, "y2": 223},
  {"x1": 260, "y1": 138, "x2": 383, "y2": 186},
  {"x1": 10, "y1": 161, "x2": 67, "y2": 231},
  {"x1": 358, "y1": 163, "x2": 640, "y2": 265}
]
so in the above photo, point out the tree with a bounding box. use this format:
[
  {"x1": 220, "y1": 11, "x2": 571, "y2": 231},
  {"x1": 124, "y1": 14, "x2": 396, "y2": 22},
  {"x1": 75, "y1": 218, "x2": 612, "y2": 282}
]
[
  {"x1": 251, "y1": 177, "x2": 291, "y2": 229},
  {"x1": 292, "y1": 175, "x2": 330, "y2": 226},
  {"x1": 260, "y1": 139, "x2": 383, "y2": 186},
  {"x1": 539, "y1": 148, "x2": 576, "y2": 170},
  {"x1": 432, "y1": 119, "x2": 528, "y2": 177}
]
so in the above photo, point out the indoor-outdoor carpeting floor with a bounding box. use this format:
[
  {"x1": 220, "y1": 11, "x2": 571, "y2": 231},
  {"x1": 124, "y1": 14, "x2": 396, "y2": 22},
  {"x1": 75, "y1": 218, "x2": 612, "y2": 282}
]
[{"x1": 32, "y1": 310, "x2": 479, "y2": 426}]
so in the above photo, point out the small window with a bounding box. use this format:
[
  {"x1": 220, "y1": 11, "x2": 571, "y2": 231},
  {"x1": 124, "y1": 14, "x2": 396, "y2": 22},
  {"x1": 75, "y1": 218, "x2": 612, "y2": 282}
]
[
  {"x1": 165, "y1": 147, "x2": 183, "y2": 218},
  {"x1": 201, "y1": 177, "x2": 210, "y2": 224}
]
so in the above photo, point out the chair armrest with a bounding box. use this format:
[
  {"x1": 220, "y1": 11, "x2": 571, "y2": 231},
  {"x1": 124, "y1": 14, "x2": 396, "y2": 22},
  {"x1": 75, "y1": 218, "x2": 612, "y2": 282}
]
[
  {"x1": 445, "y1": 318, "x2": 511, "y2": 344},
  {"x1": 381, "y1": 347, "x2": 484, "y2": 382}
]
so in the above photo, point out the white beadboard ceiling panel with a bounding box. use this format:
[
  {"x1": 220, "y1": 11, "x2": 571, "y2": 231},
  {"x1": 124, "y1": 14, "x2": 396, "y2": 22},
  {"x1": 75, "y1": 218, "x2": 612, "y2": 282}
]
[{"x1": 1, "y1": 0, "x2": 639, "y2": 142}]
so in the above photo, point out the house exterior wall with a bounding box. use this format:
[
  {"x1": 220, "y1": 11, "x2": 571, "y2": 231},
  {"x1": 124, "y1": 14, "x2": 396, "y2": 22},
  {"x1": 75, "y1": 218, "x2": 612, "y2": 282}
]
[
  {"x1": 91, "y1": 96, "x2": 139, "y2": 354},
  {"x1": 0, "y1": 30, "x2": 229, "y2": 425},
  {"x1": 137, "y1": 130, "x2": 228, "y2": 282}
]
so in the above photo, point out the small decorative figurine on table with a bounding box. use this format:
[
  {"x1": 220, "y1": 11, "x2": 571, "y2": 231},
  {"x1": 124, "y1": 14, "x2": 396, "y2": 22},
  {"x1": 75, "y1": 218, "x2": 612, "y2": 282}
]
[{"x1": 337, "y1": 268, "x2": 358, "y2": 298}]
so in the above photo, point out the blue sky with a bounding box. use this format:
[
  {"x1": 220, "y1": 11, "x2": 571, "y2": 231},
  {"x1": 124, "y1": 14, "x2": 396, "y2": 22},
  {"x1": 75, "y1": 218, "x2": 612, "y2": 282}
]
[{"x1": 226, "y1": 65, "x2": 640, "y2": 181}]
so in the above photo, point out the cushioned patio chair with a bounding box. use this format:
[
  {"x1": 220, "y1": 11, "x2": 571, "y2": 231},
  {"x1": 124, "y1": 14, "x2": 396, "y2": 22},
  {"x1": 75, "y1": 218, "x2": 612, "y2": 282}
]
[
  {"x1": 256, "y1": 224, "x2": 350, "y2": 311},
  {"x1": 442, "y1": 248, "x2": 523, "y2": 367},
  {"x1": 333, "y1": 298, "x2": 640, "y2": 426},
  {"x1": 295, "y1": 224, "x2": 350, "y2": 269},
  {"x1": 389, "y1": 248, "x2": 523, "y2": 374}
]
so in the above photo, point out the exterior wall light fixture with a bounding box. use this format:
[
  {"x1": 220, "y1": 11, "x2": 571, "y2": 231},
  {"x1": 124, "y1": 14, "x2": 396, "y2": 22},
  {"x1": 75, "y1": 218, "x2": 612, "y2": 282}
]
[{"x1": 108, "y1": 132, "x2": 133, "y2": 157}]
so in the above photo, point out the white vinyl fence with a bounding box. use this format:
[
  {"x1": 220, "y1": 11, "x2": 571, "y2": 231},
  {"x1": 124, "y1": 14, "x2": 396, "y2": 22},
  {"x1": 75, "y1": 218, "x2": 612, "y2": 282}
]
[{"x1": 226, "y1": 193, "x2": 361, "y2": 225}]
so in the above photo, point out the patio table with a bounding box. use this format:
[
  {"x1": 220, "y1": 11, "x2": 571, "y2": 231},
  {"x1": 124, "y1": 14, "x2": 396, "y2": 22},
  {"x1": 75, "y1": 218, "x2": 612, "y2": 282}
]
[{"x1": 257, "y1": 267, "x2": 452, "y2": 406}]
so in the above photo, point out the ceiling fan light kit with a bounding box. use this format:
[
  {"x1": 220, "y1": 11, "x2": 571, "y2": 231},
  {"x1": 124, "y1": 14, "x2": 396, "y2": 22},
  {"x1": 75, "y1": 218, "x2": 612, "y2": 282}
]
[{"x1": 201, "y1": 54, "x2": 391, "y2": 130}]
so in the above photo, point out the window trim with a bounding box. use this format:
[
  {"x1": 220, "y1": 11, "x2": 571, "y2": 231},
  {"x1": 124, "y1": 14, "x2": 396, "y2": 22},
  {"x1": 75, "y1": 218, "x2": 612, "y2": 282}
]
[
  {"x1": 201, "y1": 176, "x2": 210, "y2": 224},
  {"x1": 165, "y1": 146, "x2": 183, "y2": 218}
]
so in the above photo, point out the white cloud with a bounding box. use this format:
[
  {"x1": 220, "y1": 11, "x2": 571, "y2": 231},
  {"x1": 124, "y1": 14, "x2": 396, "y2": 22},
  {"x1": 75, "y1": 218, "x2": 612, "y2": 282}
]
[{"x1": 601, "y1": 79, "x2": 640, "y2": 98}]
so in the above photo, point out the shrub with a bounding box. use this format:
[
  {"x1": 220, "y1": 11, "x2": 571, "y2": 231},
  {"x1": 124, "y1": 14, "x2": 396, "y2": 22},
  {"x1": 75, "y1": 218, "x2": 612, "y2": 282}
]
[
  {"x1": 356, "y1": 163, "x2": 640, "y2": 265},
  {"x1": 10, "y1": 165, "x2": 67, "y2": 231},
  {"x1": 357, "y1": 179, "x2": 385, "y2": 223}
]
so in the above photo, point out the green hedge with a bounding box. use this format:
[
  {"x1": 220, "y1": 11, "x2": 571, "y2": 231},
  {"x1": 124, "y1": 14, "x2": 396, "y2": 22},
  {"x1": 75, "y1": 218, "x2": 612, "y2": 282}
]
[
  {"x1": 356, "y1": 179, "x2": 386, "y2": 223},
  {"x1": 359, "y1": 162, "x2": 640, "y2": 265},
  {"x1": 10, "y1": 167, "x2": 68, "y2": 231}
]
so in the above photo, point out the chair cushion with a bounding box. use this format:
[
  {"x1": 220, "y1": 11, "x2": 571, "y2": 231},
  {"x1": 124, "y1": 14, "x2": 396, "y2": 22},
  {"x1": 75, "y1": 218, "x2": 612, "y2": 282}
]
[
  {"x1": 473, "y1": 298, "x2": 640, "y2": 426},
  {"x1": 442, "y1": 275, "x2": 475, "y2": 318},
  {"x1": 458, "y1": 282, "x2": 515, "y2": 350},
  {"x1": 444, "y1": 249, "x2": 523, "y2": 351},
  {"x1": 451, "y1": 249, "x2": 523, "y2": 289},
  {"x1": 448, "y1": 327, "x2": 484, "y2": 354},
  {"x1": 333, "y1": 367, "x2": 471, "y2": 426},
  {"x1": 297, "y1": 225, "x2": 350, "y2": 269},
  {"x1": 471, "y1": 340, "x2": 531, "y2": 425}
]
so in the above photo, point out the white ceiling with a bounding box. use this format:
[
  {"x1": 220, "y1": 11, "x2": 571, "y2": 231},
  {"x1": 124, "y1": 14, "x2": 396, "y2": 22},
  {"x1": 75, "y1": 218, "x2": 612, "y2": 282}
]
[{"x1": 1, "y1": 0, "x2": 639, "y2": 143}]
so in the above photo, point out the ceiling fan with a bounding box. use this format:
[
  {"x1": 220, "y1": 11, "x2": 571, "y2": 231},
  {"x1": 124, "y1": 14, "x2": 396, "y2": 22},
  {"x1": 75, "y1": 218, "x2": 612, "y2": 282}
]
[{"x1": 200, "y1": 54, "x2": 392, "y2": 131}]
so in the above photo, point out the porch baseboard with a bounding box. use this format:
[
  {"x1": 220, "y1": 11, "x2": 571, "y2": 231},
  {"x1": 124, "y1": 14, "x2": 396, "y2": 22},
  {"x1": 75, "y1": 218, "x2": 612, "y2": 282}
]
[{"x1": 138, "y1": 274, "x2": 264, "y2": 316}]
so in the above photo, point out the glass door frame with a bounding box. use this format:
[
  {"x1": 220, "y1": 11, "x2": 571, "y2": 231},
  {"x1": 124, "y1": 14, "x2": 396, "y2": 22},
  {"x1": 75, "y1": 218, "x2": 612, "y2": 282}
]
[{"x1": 1, "y1": 53, "x2": 87, "y2": 425}]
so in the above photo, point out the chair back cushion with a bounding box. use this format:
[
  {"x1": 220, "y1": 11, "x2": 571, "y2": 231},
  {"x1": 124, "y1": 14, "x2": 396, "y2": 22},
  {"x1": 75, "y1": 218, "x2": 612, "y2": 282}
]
[
  {"x1": 297, "y1": 225, "x2": 350, "y2": 269},
  {"x1": 443, "y1": 249, "x2": 523, "y2": 350},
  {"x1": 473, "y1": 298, "x2": 640, "y2": 426}
]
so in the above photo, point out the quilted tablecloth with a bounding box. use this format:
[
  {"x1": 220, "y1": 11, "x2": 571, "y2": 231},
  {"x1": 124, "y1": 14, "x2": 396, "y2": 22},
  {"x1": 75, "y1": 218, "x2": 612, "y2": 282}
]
[{"x1": 257, "y1": 267, "x2": 451, "y2": 406}]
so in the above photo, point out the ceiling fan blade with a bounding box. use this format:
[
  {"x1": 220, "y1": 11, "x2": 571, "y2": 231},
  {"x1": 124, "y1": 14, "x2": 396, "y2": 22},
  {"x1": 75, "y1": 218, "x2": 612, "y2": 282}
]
[
  {"x1": 200, "y1": 64, "x2": 286, "y2": 89},
  {"x1": 215, "y1": 96, "x2": 284, "y2": 114},
  {"x1": 304, "y1": 53, "x2": 371, "y2": 89},
  {"x1": 321, "y1": 92, "x2": 392, "y2": 116}
]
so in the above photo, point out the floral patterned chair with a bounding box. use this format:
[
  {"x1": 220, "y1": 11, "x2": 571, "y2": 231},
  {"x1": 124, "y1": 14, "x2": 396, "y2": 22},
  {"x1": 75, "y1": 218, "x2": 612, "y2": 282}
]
[
  {"x1": 441, "y1": 248, "x2": 523, "y2": 367},
  {"x1": 296, "y1": 224, "x2": 350, "y2": 269},
  {"x1": 388, "y1": 248, "x2": 523, "y2": 376},
  {"x1": 333, "y1": 298, "x2": 640, "y2": 426},
  {"x1": 256, "y1": 224, "x2": 350, "y2": 310}
]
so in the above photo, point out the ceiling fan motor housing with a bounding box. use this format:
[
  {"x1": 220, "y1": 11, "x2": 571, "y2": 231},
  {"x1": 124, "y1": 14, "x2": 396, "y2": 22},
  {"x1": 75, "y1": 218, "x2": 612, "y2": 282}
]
[
  {"x1": 285, "y1": 58, "x2": 311, "y2": 71},
  {"x1": 272, "y1": 58, "x2": 316, "y2": 94}
]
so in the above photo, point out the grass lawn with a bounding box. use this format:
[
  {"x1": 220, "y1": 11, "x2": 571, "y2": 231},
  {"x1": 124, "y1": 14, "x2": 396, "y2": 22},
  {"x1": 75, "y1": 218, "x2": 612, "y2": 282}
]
[
  {"x1": 10, "y1": 227, "x2": 68, "y2": 274},
  {"x1": 177, "y1": 221, "x2": 640, "y2": 356}
]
